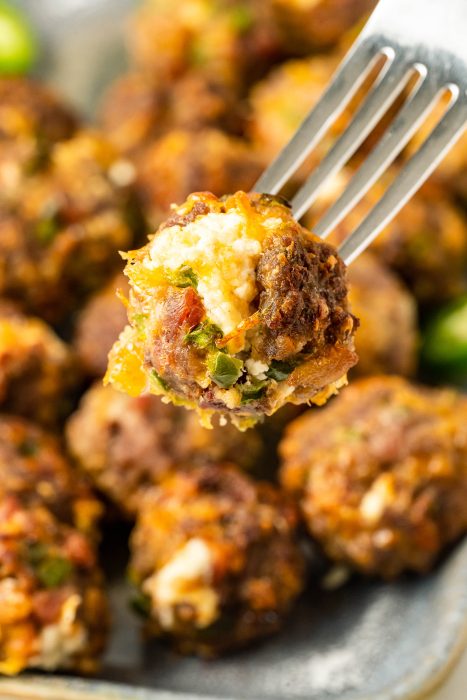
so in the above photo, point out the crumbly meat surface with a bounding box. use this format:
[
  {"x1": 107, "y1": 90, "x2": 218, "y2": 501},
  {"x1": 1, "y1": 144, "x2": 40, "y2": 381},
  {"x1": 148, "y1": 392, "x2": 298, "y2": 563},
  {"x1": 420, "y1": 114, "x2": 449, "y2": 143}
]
[
  {"x1": 66, "y1": 383, "x2": 263, "y2": 516},
  {"x1": 129, "y1": 464, "x2": 305, "y2": 655},
  {"x1": 280, "y1": 376, "x2": 467, "y2": 578}
]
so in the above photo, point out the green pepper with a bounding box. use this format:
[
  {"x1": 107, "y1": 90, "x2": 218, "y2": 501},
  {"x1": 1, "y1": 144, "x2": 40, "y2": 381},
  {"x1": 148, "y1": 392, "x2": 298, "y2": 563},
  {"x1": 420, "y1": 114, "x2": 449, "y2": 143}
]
[
  {"x1": 167, "y1": 266, "x2": 198, "y2": 289},
  {"x1": 37, "y1": 556, "x2": 73, "y2": 588},
  {"x1": 185, "y1": 321, "x2": 223, "y2": 349},
  {"x1": 421, "y1": 295, "x2": 467, "y2": 381},
  {"x1": 151, "y1": 369, "x2": 169, "y2": 391},
  {"x1": 0, "y1": 2, "x2": 37, "y2": 75},
  {"x1": 208, "y1": 351, "x2": 243, "y2": 389},
  {"x1": 240, "y1": 380, "x2": 267, "y2": 403},
  {"x1": 266, "y1": 360, "x2": 297, "y2": 382}
]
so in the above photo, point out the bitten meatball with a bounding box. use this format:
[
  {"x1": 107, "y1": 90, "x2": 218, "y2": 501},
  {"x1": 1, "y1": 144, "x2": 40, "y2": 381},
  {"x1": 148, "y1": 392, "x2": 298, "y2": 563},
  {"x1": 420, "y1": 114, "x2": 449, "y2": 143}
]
[
  {"x1": 73, "y1": 272, "x2": 129, "y2": 380},
  {"x1": 134, "y1": 129, "x2": 264, "y2": 227},
  {"x1": 0, "y1": 130, "x2": 138, "y2": 322},
  {"x1": 280, "y1": 376, "x2": 467, "y2": 578},
  {"x1": 0, "y1": 496, "x2": 107, "y2": 675},
  {"x1": 106, "y1": 191, "x2": 358, "y2": 428},
  {"x1": 0, "y1": 77, "x2": 77, "y2": 202},
  {"x1": 66, "y1": 383, "x2": 264, "y2": 516},
  {"x1": 129, "y1": 464, "x2": 305, "y2": 655},
  {"x1": 100, "y1": 71, "x2": 244, "y2": 157},
  {"x1": 348, "y1": 253, "x2": 419, "y2": 377},
  {"x1": 268, "y1": 0, "x2": 377, "y2": 53},
  {"x1": 0, "y1": 304, "x2": 80, "y2": 427}
]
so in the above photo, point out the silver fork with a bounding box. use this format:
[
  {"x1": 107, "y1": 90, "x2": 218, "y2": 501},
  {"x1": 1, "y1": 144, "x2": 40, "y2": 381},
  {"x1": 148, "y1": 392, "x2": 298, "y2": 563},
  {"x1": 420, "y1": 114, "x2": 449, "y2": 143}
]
[{"x1": 254, "y1": 0, "x2": 467, "y2": 264}]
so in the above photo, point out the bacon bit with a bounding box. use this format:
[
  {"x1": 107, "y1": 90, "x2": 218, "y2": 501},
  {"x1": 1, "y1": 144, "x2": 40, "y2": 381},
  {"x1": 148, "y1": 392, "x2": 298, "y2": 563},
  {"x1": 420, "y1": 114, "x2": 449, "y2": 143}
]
[{"x1": 32, "y1": 589, "x2": 69, "y2": 625}]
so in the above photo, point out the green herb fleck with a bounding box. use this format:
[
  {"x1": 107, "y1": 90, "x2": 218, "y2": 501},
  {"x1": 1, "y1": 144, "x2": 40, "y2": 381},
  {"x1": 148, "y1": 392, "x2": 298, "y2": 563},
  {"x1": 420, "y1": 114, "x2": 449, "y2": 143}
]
[
  {"x1": 151, "y1": 369, "x2": 169, "y2": 391},
  {"x1": 266, "y1": 360, "x2": 297, "y2": 382},
  {"x1": 240, "y1": 381, "x2": 267, "y2": 403},
  {"x1": 18, "y1": 438, "x2": 38, "y2": 457},
  {"x1": 35, "y1": 216, "x2": 59, "y2": 245},
  {"x1": 208, "y1": 352, "x2": 243, "y2": 389},
  {"x1": 166, "y1": 266, "x2": 198, "y2": 289},
  {"x1": 230, "y1": 5, "x2": 253, "y2": 33},
  {"x1": 185, "y1": 321, "x2": 223, "y2": 349},
  {"x1": 130, "y1": 591, "x2": 152, "y2": 618},
  {"x1": 37, "y1": 556, "x2": 73, "y2": 588}
]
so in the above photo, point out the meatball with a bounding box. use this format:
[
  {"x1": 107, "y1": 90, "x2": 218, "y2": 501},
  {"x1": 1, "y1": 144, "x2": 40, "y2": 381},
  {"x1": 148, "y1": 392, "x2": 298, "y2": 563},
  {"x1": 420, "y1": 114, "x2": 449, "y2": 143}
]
[
  {"x1": 0, "y1": 495, "x2": 107, "y2": 675},
  {"x1": 0, "y1": 415, "x2": 107, "y2": 674},
  {"x1": 0, "y1": 130, "x2": 138, "y2": 322},
  {"x1": 127, "y1": 0, "x2": 280, "y2": 89},
  {"x1": 129, "y1": 464, "x2": 305, "y2": 655},
  {"x1": 134, "y1": 129, "x2": 264, "y2": 227},
  {"x1": 100, "y1": 71, "x2": 244, "y2": 157},
  {"x1": 268, "y1": 0, "x2": 377, "y2": 53},
  {"x1": 66, "y1": 382, "x2": 264, "y2": 516},
  {"x1": 370, "y1": 190, "x2": 467, "y2": 304},
  {"x1": 106, "y1": 191, "x2": 358, "y2": 429},
  {"x1": 348, "y1": 253, "x2": 419, "y2": 377},
  {"x1": 74, "y1": 272, "x2": 129, "y2": 380},
  {"x1": 0, "y1": 305, "x2": 80, "y2": 427},
  {"x1": 0, "y1": 415, "x2": 102, "y2": 538},
  {"x1": 280, "y1": 376, "x2": 467, "y2": 578},
  {"x1": 0, "y1": 77, "x2": 77, "y2": 202}
]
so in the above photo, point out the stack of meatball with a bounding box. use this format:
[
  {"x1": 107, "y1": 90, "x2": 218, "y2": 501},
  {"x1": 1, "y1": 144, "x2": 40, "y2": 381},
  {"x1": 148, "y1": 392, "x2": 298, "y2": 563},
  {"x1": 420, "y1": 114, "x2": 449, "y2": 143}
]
[{"x1": 0, "y1": 0, "x2": 466, "y2": 675}]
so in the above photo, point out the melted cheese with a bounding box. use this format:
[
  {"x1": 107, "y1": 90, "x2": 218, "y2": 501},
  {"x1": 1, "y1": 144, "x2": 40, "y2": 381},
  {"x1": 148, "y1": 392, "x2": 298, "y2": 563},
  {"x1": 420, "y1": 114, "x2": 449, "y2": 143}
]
[{"x1": 147, "y1": 211, "x2": 270, "y2": 334}]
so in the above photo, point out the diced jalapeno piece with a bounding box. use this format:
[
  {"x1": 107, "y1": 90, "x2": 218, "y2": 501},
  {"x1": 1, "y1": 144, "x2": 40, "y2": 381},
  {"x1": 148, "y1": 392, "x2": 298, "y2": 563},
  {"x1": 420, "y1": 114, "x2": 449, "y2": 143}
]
[
  {"x1": 0, "y1": 2, "x2": 37, "y2": 75},
  {"x1": 151, "y1": 369, "x2": 169, "y2": 391},
  {"x1": 208, "y1": 352, "x2": 243, "y2": 389},
  {"x1": 185, "y1": 321, "x2": 223, "y2": 349},
  {"x1": 240, "y1": 381, "x2": 267, "y2": 403},
  {"x1": 266, "y1": 360, "x2": 296, "y2": 382},
  {"x1": 37, "y1": 556, "x2": 73, "y2": 588},
  {"x1": 167, "y1": 266, "x2": 198, "y2": 289},
  {"x1": 422, "y1": 295, "x2": 467, "y2": 380}
]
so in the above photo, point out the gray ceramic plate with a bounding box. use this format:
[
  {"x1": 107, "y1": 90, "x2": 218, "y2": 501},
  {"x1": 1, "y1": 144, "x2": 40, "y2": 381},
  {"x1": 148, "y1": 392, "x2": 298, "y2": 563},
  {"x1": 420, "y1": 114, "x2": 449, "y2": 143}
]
[{"x1": 2, "y1": 2, "x2": 467, "y2": 698}]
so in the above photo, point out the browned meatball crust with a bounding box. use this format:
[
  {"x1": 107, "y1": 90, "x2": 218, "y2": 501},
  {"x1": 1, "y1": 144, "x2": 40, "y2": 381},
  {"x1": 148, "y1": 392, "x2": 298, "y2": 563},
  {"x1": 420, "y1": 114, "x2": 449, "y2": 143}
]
[
  {"x1": 0, "y1": 415, "x2": 102, "y2": 539},
  {"x1": 0, "y1": 304, "x2": 80, "y2": 427},
  {"x1": 347, "y1": 253, "x2": 419, "y2": 377},
  {"x1": 0, "y1": 131, "x2": 137, "y2": 322},
  {"x1": 129, "y1": 464, "x2": 305, "y2": 655},
  {"x1": 280, "y1": 376, "x2": 467, "y2": 578},
  {"x1": 66, "y1": 383, "x2": 263, "y2": 516}
]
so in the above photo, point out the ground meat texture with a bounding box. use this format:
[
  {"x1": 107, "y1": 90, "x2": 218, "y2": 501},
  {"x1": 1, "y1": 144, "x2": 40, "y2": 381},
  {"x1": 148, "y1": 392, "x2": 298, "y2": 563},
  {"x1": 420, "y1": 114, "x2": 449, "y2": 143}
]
[
  {"x1": 268, "y1": 0, "x2": 377, "y2": 53},
  {"x1": 0, "y1": 77, "x2": 77, "y2": 203},
  {"x1": 66, "y1": 383, "x2": 264, "y2": 516},
  {"x1": 0, "y1": 495, "x2": 108, "y2": 675},
  {"x1": 127, "y1": 0, "x2": 281, "y2": 90},
  {"x1": 100, "y1": 71, "x2": 245, "y2": 157},
  {"x1": 74, "y1": 272, "x2": 129, "y2": 380},
  {"x1": 0, "y1": 305, "x2": 80, "y2": 428},
  {"x1": 347, "y1": 253, "x2": 419, "y2": 377},
  {"x1": 129, "y1": 464, "x2": 305, "y2": 656},
  {"x1": 280, "y1": 376, "x2": 467, "y2": 578},
  {"x1": 106, "y1": 191, "x2": 358, "y2": 428},
  {"x1": 0, "y1": 130, "x2": 138, "y2": 323},
  {"x1": 0, "y1": 415, "x2": 102, "y2": 539},
  {"x1": 134, "y1": 129, "x2": 264, "y2": 228}
]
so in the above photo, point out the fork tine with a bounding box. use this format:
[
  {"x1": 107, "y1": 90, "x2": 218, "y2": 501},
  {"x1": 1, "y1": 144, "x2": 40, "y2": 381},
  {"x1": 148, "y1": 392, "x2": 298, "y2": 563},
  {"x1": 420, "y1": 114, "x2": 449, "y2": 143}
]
[
  {"x1": 338, "y1": 93, "x2": 467, "y2": 264},
  {"x1": 254, "y1": 41, "x2": 384, "y2": 195},
  {"x1": 312, "y1": 74, "x2": 440, "y2": 238},
  {"x1": 291, "y1": 54, "x2": 413, "y2": 220}
]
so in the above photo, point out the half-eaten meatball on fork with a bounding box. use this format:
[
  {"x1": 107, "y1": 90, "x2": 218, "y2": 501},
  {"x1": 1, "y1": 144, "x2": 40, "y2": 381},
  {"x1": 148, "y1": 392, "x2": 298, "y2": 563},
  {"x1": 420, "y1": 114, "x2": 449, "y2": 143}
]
[{"x1": 106, "y1": 191, "x2": 358, "y2": 428}]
